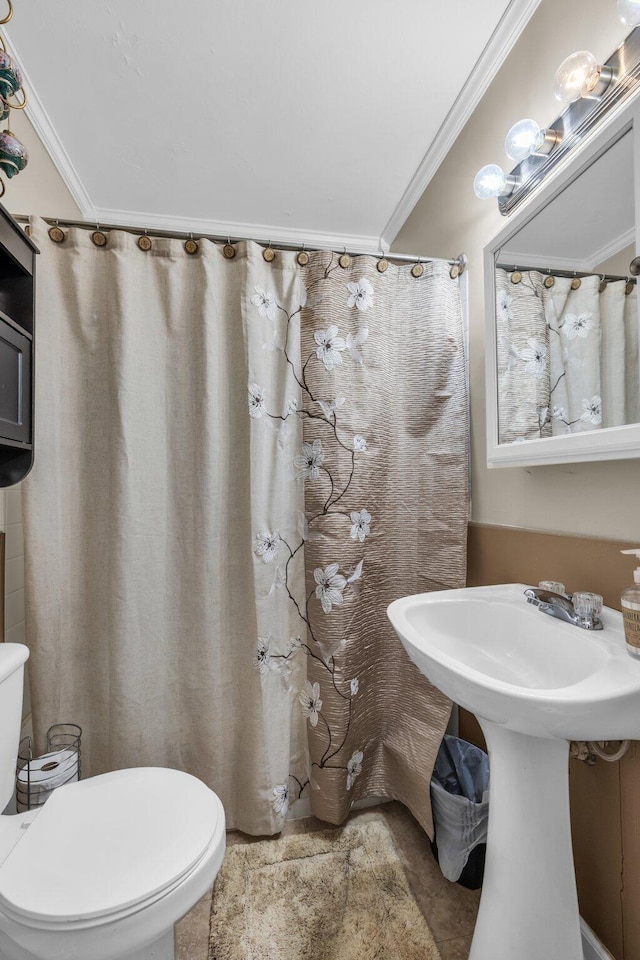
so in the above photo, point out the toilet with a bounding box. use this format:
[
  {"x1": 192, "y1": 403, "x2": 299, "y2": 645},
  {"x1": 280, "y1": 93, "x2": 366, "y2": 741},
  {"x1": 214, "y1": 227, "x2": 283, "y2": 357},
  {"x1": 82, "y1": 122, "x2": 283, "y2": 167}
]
[{"x1": 0, "y1": 643, "x2": 226, "y2": 960}]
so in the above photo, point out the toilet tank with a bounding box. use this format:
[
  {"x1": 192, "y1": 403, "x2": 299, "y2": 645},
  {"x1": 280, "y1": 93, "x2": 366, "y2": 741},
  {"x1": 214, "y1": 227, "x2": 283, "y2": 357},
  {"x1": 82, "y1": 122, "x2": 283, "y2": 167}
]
[{"x1": 0, "y1": 644, "x2": 28, "y2": 812}]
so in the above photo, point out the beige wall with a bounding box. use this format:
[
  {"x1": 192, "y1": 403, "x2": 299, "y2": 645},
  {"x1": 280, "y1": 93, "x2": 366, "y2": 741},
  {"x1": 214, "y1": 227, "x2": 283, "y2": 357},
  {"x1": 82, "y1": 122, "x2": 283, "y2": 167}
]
[
  {"x1": 395, "y1": 0, "x2": 640, "y2": 541},
  {"x1": 4, "y1": 110, "x2": 81, "y2": 219}
]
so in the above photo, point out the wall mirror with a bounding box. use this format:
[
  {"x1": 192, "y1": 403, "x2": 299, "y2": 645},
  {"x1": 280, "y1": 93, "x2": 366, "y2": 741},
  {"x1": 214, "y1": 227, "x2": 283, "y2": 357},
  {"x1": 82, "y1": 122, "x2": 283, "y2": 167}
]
[{"x1": 484, "y1": 96, "x2": 640, "y2": 467}]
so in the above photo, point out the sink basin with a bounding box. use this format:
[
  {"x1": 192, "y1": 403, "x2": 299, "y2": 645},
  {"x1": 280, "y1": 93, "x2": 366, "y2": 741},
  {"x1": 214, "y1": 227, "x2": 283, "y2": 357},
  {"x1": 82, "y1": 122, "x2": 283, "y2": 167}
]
[
  {"x1": 387, "y1": 583, "x2": 638, "y2": 960},
  {"x1": 388, "y1": 582, "x2": 638, "y2": 740}
]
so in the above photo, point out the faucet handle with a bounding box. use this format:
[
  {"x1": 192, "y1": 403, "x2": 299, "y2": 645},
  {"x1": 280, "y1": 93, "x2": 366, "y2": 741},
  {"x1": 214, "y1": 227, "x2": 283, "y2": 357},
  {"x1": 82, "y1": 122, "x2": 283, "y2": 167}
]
[
  {"x1": 538, "y1": 580, "x2": 566, "y2": 596},
  {"x1": 573, "y1": 592, "x2": 603, "y2": 622}
]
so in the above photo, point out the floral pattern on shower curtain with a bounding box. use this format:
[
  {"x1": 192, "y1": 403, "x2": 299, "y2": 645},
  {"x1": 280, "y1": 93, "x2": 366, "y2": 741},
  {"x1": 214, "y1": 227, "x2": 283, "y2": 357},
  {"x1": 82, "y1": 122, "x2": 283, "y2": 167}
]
[
  {"x1": 496, "y1": 268, "x2": 640, "y2": 442},
  {"x1": 25, "y1": 221, "x2": 468, "y2": 838},
  {"x1": 250, "y1": 253, "x2": 469, "y2": 834}
]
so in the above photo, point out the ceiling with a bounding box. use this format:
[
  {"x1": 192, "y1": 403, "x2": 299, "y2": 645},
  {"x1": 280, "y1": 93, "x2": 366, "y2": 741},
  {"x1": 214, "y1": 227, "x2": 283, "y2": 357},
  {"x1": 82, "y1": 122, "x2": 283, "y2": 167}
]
[
  {"x1": 502, "y1": 130, "x2": 634, "y2": 271},
  {"x1": 5, "y1": 0, "x2": 539, "y2": 251}
]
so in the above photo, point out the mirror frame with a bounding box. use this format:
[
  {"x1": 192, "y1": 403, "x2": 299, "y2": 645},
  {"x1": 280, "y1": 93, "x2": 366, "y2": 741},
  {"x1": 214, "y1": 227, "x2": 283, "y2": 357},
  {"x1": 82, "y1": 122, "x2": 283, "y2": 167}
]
[{"x1": 484, "y1": 96, "x2": 640, "y2": 468}]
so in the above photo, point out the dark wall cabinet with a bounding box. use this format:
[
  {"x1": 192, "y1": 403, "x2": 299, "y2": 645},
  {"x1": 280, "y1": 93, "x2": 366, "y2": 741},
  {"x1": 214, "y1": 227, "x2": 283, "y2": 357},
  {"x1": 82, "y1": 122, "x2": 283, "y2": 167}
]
[{"x1": 0, "y1": 205, "x2": 37, "y2": 486}]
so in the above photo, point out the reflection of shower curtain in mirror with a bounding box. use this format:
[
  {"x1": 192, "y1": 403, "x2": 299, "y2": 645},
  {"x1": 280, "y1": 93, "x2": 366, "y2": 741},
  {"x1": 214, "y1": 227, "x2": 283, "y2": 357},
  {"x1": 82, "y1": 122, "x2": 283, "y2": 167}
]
[{"x1": 496, "y1": 268, "x2": 640, "y2": 442}]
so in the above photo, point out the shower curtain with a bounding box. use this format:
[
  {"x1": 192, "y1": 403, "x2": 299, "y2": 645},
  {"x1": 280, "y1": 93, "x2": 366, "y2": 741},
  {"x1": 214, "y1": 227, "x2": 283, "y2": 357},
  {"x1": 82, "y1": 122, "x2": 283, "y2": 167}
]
[
  {"x1": 496, "y1": 267, "x2": 640, "y2": 443},
  {"x1": 24, "y1": 218, "x2": 468, "y2": 836}
]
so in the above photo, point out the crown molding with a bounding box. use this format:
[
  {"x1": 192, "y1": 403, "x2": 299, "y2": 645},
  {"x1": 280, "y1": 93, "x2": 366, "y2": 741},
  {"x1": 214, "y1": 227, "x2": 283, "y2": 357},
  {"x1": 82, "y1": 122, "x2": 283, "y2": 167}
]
[
  {"x1": 584, "y1": 226, "x2": 635, "y2": 272},
  {"x1": 499, "y1": 226, "x2": 636, "y2": 275},
  {"x1": 1, "y1": 29, "x2": 96, "y2": 218},
  {"x1": 380, "y1": 0, "x2": 543, "y2": 247},
  {"x1": 91, "y1": 206, "x2": 388, "y2": 254}
]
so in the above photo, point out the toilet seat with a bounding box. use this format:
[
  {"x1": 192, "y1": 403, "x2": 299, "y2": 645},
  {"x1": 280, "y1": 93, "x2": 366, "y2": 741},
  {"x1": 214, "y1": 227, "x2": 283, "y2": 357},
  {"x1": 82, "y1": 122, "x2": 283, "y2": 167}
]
[{"x1": 0, "y1": 767, "x2": 223, "y2": 929}]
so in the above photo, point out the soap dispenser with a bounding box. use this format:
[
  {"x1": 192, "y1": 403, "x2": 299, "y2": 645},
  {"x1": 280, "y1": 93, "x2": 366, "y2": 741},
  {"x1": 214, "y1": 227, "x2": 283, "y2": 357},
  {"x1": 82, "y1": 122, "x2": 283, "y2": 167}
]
[{"x1": 621, "y1": 548, "x2": 640, "y2": 658}]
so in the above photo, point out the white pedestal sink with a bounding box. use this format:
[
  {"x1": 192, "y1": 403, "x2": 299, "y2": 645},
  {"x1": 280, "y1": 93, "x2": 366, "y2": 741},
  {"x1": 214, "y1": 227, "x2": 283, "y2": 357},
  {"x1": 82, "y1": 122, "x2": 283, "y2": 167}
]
[{"x1": 387, "y1": 583, "x2": 640, "y2": 960}]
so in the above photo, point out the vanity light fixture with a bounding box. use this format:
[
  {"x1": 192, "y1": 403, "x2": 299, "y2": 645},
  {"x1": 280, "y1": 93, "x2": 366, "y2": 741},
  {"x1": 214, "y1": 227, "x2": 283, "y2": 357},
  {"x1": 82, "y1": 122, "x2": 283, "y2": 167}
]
[
  {"x1": 618, "y1": 0, "x2": 640, "y2": 26},
  {"x1": 473, "y1": 164, "x2": 517, "y2": 200},
  {"x1": 504, "y1": 119, "x2": 561, "y2": 162},
  {"x1": 553, "y1": 50, "x2": 616, "y2": 103}
]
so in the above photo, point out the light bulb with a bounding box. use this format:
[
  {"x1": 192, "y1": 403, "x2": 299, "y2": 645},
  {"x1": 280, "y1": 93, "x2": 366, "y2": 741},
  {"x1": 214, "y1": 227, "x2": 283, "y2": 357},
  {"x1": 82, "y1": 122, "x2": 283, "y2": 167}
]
[
  {"x1": 618, "y1": 0, "x2": 640, "y2": 25},
  {"x1": 505, "y1": 119, "x2": 545, "y2": 161},
  {"x1": 473, "y1": 164, "x2": 508, "y2": 200},
  {"x1": 553, "y1": 50, "x2": 607, "y2": 102}
]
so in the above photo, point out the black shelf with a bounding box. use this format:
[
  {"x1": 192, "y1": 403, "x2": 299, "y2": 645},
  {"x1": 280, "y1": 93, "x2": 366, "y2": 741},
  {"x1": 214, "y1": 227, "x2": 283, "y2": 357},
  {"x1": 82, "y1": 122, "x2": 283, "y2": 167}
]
[{"x1": 0, "y1": 205, "x2": 37, "y2": 486}]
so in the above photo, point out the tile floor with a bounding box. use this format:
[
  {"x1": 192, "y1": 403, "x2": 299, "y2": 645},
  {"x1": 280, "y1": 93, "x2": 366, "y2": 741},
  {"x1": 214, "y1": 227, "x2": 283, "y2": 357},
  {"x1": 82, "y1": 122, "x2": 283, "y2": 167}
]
[{"x1": 175, "y1": 800, "x2": 480, "y2": 960}]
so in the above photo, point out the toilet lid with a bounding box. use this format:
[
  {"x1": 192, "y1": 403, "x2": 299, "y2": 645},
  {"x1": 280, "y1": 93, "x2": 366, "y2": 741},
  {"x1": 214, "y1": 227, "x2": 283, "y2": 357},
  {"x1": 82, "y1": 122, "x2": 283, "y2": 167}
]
[{"x1": 0, "y1": 767, "x2": 223, "y2": 923}]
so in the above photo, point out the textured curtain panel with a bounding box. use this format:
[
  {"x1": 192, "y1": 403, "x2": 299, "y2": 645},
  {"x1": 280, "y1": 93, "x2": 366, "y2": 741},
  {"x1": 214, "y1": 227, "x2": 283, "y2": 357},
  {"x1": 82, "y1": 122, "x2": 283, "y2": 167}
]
[
  {"x1": 24, "y1": 221, "x2": 307, "y2": 835},
  {"x1": 296, "y1": 256, "x2": 468, "y2": 835},
  {"x1": 496, "y1": 269, "x2": 640, "y2": 441},
  {"x1": 24, "y1": 220, "x2": 468, "y2": 838}
]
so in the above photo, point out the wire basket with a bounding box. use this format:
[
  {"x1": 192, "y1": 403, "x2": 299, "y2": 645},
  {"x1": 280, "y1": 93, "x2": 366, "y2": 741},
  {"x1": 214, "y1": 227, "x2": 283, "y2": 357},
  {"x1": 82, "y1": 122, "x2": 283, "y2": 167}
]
[{"x1": 16, "y1": 723, "x2": 81, "y2": 813}]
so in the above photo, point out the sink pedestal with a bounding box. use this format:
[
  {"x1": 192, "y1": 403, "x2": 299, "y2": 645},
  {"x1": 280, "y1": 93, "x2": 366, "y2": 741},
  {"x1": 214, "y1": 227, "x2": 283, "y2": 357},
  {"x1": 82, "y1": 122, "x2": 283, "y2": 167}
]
[{"x1": 470, "y1": 720, "x2": 582, "y2": 960}]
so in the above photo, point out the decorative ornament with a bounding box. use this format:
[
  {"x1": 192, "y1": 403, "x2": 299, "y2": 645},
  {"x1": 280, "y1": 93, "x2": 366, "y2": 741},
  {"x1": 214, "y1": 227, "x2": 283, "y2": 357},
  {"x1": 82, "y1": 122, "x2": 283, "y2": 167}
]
[
  {"x1": 48, "y1": 225, "x2": 65, "y2": 243},
  {"x1": 376, "y1": 257, "x2": 389, "y2": 273},
  {"x1": 222, "y1": 242, "x2": 235, "y2": 259},
  {"x1": 297, "y1": 248, "x2": 309, "y2": 266},
  {"x1": 137, "y1": 234, "x2": 152, "y2": 252},
  {"x1": 511, "y1": 271, "x2": 522, "y2": 284},
  {"x1": 91, "y1": 230, "x2": 107, "y2": 247},
  {"x1": 0, "y1": 3, "x2": 29, "y2": 197},
  {"x1": 184, "y1": 238, "x2": 199, "y2": 255},
  {"x1": 339, "y1": 252, "x2": 351, "y2": 269},
  {"x1": 262, "y1": 245, "x2": 276, "y2": 262},
  {"x1": 411, "y1": 262, "x2": 424, "y2": 278}
]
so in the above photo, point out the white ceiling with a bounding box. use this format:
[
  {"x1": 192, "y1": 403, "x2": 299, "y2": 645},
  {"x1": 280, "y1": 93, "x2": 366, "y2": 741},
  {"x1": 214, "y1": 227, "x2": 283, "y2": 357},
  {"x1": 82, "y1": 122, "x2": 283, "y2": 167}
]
[
  {"x1": 502, "y1": 130, "x2": 635, "y2": 271},
  {"x1": 5, "y1": 0, "x2": 538, "y2": 250}
]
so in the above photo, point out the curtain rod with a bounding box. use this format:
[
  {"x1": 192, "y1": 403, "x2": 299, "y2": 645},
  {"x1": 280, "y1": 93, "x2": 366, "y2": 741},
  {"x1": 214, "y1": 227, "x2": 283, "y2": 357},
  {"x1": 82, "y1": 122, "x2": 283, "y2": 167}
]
[
  {"x1": 12, "y1": 213, "x2": 466, "y2": 273},
  {"x1": 496, "y1": 262, "x2": 636, "y2": 284}
]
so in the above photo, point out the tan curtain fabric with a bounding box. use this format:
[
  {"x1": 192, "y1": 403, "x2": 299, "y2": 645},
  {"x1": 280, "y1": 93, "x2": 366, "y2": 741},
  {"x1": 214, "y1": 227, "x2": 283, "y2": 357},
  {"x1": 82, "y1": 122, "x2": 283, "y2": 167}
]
[
  {"x1": 24, "y1": 220, "x2": 307, "y2": 835},
  {"x1": 545, "y1": 275, "x2": 603, "y2": 435},
  {"x1": 496, "y1": 269, "x2": 640, "y2": 441},
  {"x1": 24, "y1": 221, "x2": 468, "y2": 839},
  {"x1": 296, "y1": 257, "x2": 468, "y2": 836},
  {"x1": 495, "y1": 269, "x2": 551, "y2": 443}
]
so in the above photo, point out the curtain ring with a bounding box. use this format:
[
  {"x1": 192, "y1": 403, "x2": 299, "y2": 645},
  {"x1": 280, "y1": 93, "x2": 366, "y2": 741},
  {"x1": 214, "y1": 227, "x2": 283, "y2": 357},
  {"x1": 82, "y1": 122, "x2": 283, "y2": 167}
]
[
  {"x1": 377, "y1": 251, "x2": 389, "y2": 273},
  {"x1": 570, "y1": 271, "x2": 581, "y2": 290},
  {"x1": 339, "y1": 246, "x2": 351, "y2": 269},
  {"x1": 48, "y1": 218, "x2": 65, "y2": 243},
  {"x1": 411, "y1": 258, "x2": 424, "y2": 278},
  {"x1": 626, "y1": 277, "x2": 635, "y2": 295},
  {"x1": 185, "y1": 232, "x2": 199, "y2": 255},
  {"x1": 138, "y1": 230, "x2": 152, "y2": 252},
  {"x1": 599, "y1": 274, "x2": 608, "y2": 293},
  {"x1": 92, "y1": 222, "x2": 107, "y2": 247},
  {"x1": 297, "y1": 242, "x2": 309, "y2": 267},
  {"x1": 511, "y1": 267, "x2": 522, "y2": 284},
  {"x1": 0, "y1": 1, "x2": 13, "y2": 25},
  {"x1": 544, "y1": 269, "x2": 555, "y2": 289},
  {"x1": 263, "y1": 241, "x2": 275, "y2": 262},
  {"x1": 222, "y1": 235, "x2": 235, "y2": 259}
]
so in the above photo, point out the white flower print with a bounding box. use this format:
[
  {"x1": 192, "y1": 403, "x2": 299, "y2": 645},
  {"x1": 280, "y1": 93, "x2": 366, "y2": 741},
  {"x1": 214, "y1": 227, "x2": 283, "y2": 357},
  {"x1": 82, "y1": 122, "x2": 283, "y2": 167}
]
[
  {"x1": 248, "y1": 382, "x2": 266, "y2": 419},
  {"x1": 353, "y1": 434, "x2": 367, "y2": 452},
  {"x1": 350, "y1": 509, "x2": 372, "y2": 543},
  {"x1": 314, "y1": 325, "x2": 346, "y2": 371},
  {"x1": 294, "y1": 438, "x2": 325, "y2": 480},
  {"x1": 580, "y1": 395, "x2": 602, "y2": 425},
  {"x1": 346, "y1": 749, "x2": 364, "y2": 790},
  {"x1": 347, "y1": 278, "x2": 374, "y2": 312},
  {"x1": 537, "y1": 406, "x2": 549, "y2": 429},
  {"x1": 563, "y1": 312, "x2": 594, "y2": 340},
  {"x1": 318, "y1": 396, "x2": 346, "y2": 419},
  {"x1": 519, "y1": 339, "x2": 547, "y2": 379},
  {"x1": 552, "y1": 405, "x2": 567, "y2": 421},
  {"x1": 286, "y1": 396, "x2": 299, "y2": 415},
  {"x1": 289, "y1": 635, "x2": 303, "y2": 651},
  {"x1": 272, "y1": 783, "x2": 289, "y2": 815},
  {"x1": 255, "y1": 530, "x2": 281, "y2": 564},
  {"x1": 346, "y1": 328, "x2": 369, "y2": 364},
  {"x1": 255, "y1": 636, "x2": 273, "y2": 676},
  {"x1": 350, "y1": 678, "x2": 359, "y2": 696},
  {"x1": 314, "y1": 562, "x2": 347, "y2": 613},
  {"x1": 299, "y1": 681, "x2": 323, "y2": 727},
  {"x1": 497, "y1": 288, "x2": 513, "y2": 321},
  {"x1": 251, "y1": 288, "x2": 277, "y2": 322}
]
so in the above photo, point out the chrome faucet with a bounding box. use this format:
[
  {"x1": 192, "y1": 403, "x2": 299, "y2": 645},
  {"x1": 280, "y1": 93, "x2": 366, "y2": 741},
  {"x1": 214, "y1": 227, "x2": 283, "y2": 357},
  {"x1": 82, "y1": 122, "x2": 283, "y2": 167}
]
[{"x1": 524, "y1": 585, "x2": 603, "y2": 630}]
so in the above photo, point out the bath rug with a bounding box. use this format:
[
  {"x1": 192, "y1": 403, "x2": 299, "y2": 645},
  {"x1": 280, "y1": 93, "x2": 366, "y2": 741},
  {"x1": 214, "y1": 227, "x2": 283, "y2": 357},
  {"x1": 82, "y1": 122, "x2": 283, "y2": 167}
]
[{"x1": 208, "y1": 816, "x2": 442, "y2": 960}]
